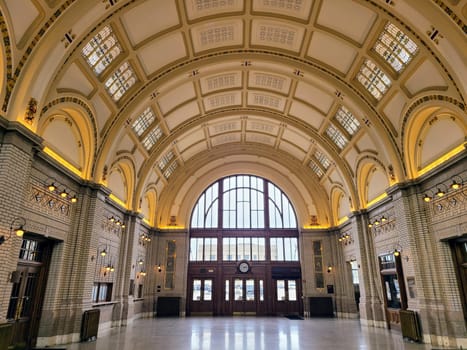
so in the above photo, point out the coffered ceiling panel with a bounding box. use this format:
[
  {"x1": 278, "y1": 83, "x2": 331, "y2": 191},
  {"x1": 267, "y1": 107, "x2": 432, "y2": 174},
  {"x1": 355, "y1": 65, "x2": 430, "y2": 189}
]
[
  {"x1": 252, "y1": 0, "x2": 314, "y2": 21},
  {"x1": 250, "y1": 19, "x2": 305, "y2": 52},
  {"x1": 316, "y1": 0, "x2": 377, "y2": 44},
  {"x1": 5, "y1": 0, "x2": 39, "y2": 45},
  {"x1": 247, "y1": 91, "x2": 286, "y2": 112},
  {"x1": 200, "y1": 72, "x2": 242, "y2": 94},
  {"x1": 307, "y1": 31, "x2": 358, "y2": 74},
  {"x1": 294, "y1": 81, "x2": 334, "y2": 115},
  {"x1": 248, "y1": 71, "x2": 292, "y2": 95},
  {"x1": 282, "y1": 127, "x2": 311, "y2": 152},
  {"x1": 289, "y1": 100, "x2": 325, "y2": 130},
  {"x1": 165, "y1": 101, "x2": 200, "y2": 130},
  {"x1": 121, "y1": 0, "x2": 180, "y2": 46},
  {"x1": 245, "y1": 133, "x2": 276, "y2": 146},
  {"x1": 245, "y1": 118, "x2": 279, "y2": 135},
  {"x1": 208, "y1": 119, "x2": 242, "y2": 136},
  {"x1": 57, "y1": 63, "x2": 94, "y2": 96},
  {"x1": 404, "y1": 60, "x2": 448, "y2": 96},
  {"x1": 137, "y1": 32, "x2": 187, "y2": 76},
  {"x1": 181, "y1": 142, "x2": 208, "y2": 162},
  {"x1": 184, "y1": 0, "x2": 244, "y2": 21},
  {"x1": 190, "y1": 19, "x2": 244, "y2": 53},
  {"x1": 177, "y1": 127, "x2": 206, "y2": 152},
  {"x1": 279, "y1": 140, "x2": 307, "y2": 160},
  {"x1": 204, "y1": 91, "x2": 242, "y2": 111},
  {"x1": 158, "y1": 82, "x2": 197, "y2": 114},
  {"x1": 211, "y1": 132, "x2": 242, "y2": 146}
]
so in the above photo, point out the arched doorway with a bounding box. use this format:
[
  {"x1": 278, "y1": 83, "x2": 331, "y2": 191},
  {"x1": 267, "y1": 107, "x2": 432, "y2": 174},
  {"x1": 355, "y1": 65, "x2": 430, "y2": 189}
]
[{"x1": 187, "y1": 175, "x2": 303, "y2": 316}]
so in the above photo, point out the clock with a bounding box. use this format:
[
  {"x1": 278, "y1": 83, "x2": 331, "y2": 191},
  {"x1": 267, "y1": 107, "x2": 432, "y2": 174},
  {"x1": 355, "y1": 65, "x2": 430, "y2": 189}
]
[{"x1": 238, "y1": 261, "x2": 250, "y2": 273}]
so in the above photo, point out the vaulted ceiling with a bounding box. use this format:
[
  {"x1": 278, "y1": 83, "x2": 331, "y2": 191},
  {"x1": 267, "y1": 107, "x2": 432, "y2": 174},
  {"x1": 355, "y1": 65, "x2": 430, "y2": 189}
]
[{"x1": 1, "y1": 0, "x2": 466, "y2": 228}]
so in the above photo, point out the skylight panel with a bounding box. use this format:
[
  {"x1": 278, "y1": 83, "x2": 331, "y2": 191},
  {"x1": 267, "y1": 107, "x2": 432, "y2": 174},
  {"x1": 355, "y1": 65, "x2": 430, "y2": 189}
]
[
  {"x1": 105, "y1": 62, "x2": 137, "y2": 101},
  {"x1": 159, "y1": 150, "x2": 174, "y2": 171},
  {"x1": 132, "y1": 107, "x2": 156, "y2": 136},
  {"x1": 82, "y1": 26, "x2": 121, "y2": 75},
  {"x1": 326, "y1": 123, "x2": 348, "y2": 150},
  {"x1": 335, "y1": 106, "x2": 360, "y2": 136},
  {"x1": 356, "y1": 59, "x2": 391, "y2": 100},
  {"x1": 164, "y1": 161, "x2": 178, "y2": 179},
  {"x1": 314, "y1": 149, "x2": 330, "y2": 169},
  {"x1": 142, "y1": 125, "x2": 163, "y2": 150},
  {"x1": 309, "y1": 160, "x2": 324, "y2": 178},
  {"x1": 374, "y1": 22, "x2": 418, "y2": 72}
]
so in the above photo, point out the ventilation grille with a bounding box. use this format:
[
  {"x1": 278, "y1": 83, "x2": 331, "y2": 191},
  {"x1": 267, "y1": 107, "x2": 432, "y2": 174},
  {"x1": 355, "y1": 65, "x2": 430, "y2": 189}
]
[
  {"x1": 81, "y1": 309, "x2": 100, "y2": 341},
  {"x1": 400, "y1": 309, "x2": 421, "y2": 342}
]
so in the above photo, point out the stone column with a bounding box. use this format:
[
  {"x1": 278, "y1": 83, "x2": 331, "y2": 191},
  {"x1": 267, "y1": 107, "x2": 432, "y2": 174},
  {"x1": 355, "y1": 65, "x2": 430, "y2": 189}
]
[
  {"x1": 353, "y1": 211, "x2": 386, "y2": 327},
  {"x1": 0, "y1": 121, "x2": 41, "y2": 322}
]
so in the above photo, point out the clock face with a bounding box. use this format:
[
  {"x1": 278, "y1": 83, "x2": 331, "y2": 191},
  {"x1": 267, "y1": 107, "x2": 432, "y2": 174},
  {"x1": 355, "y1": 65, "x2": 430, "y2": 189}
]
[{"x1": 239, "y1": 262, "x2": 249, "y2": 273}]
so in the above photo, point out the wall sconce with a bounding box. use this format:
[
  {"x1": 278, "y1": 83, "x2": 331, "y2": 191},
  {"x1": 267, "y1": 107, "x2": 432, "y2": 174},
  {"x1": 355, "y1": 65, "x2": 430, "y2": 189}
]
[
  {"x1": 423, "y1": 174, "x2": 465, "y2": 203},
  {"x1": 338, "y1": 233, "x2": 352, "y2": 245},
  {"x1": 157, "y1": 264, "x2": 162, "y2": 272},
  {"x1": 0, "y1": 217, "x2": 26, "y2": 246},
  {"x1": 327, "y1": 264, "x2": 333, "y2": 273},
  {"x1": 138, "y1": 257, "x2": 144, "y2": 266},
  {"x1": 368, "y1": 214, "x2": 392, "y2": 228},
  {"x1": 46, "y1": 178, "x2": 78, "y2": 203},
  {"x1": 108, "y1": 216, "x2": 126, "y2": 228},
  {"x1": 139, "y1": 233, "x2": 151, "y2": 246},
  {"x1": 392, "y1": 244, "x2": 409, "y2": 261}
]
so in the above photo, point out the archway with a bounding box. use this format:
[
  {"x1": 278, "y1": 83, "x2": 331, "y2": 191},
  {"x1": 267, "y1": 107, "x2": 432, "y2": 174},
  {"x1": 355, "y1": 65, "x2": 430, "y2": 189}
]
[{"x1": 187, "y1": 175, "x2": 302, "y2": 316}]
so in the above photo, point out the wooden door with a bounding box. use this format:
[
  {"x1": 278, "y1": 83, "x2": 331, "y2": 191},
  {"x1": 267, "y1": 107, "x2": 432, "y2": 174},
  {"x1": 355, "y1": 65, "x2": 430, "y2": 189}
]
[
  {"x1": 273, "y1": 279, "x2": 302, "y2": 315},
  {"x1": 452, "y1": 239, "x2": 467, "y2": 322},
  {"x1": 231, "y1": 278, "x2": 258, "y2": 315},
  {"x1": 7, "y1": 237, "x2": 52, "y2": 349},
  {"x1": 188, "y1": 278, "x2": 215, "y2": 315}
]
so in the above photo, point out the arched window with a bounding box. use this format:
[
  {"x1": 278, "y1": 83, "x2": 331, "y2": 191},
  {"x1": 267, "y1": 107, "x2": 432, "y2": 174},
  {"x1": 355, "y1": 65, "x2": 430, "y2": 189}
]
[{"x1": 191, "y1": 175, "x2": 297, "y2": 229}]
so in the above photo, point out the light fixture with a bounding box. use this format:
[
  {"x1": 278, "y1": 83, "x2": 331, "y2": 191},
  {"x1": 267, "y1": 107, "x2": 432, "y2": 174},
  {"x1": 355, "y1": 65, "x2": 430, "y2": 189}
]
[
  {"x1": 327, "y1": 265, "x2": 333, "y2": 273},
  {"x1": 0, "y1": 217, "x2": 27, "y2": 246},
  {"x1": 109, "y1": 216, "x2": 115, "y2": 223},
  {"x1": 105, "y1": 265, "x2": 111, "y2": 272},
  {"x1": 423, "y1": 194, "x2": 432, "y2": 202},
  {"x1": 374, "y1": 219, "x2": 380, "y2": 225},
  {"x1": 140, "y1": 270, "x2": 146, "y2": 277},
  {"x1": 393, "y1": 249, "x2": 400, "y2": 257},
  {"x1": 368, "y1": 222, "x2": 373, "y2": 228},
  {"x1": 100, "y1": 248, "x2": 107, "y2": 257},
  {"x1": 157, "y1": 264, "x2": 162, "y2": 272},
  {"x1": 381, "y1": 216, "x2": 387, "y2": 222},
  {"x1": 110, "y1": 265, "x2": 115, "y2": 272},
  {"x1": 12, "y1": 217, "x2": 26, "y2": 237},
  {"x1": 45, "y1": 179, "x2": 78, "y2": 203},
  {"x1": 450, "y1": 181, "x2": 460, "y2": 190},
  {"x1": 436, "y1": 188, "x2": 445, "y2": 197},
  {"x1": 138, "y1": 258, "x2": 144, "y2": 265}
]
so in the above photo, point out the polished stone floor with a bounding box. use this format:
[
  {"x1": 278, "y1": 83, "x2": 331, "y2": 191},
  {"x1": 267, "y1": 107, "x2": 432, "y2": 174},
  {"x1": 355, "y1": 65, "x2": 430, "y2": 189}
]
[{"x1": 67, "y1": 317, "x2": 431, "y2": 350}]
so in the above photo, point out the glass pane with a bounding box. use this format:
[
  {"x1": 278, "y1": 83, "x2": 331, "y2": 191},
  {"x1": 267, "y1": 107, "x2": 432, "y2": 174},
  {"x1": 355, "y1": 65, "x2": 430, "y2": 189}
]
[
  {"x1": 234, "y1": 279, "x2": 243, "y2": 301},
  {"x1": 225, "y1": 280, "x2": 229, "y2": 301},
  {"x1": 204, "y1": 280, "x2": 212, "y2": 301},
  {"x1": 270, "y1": 238, "x2": 278, "y2": 261},
  {"x1": 288, "y1": 280, "x2": 297, "y2": 301},
  {"x1": 258, "y1": 238, "x2": 266, "y2": 260},
  {"x1": 259, "y1": 280, "x2": 264, "y2": 301},
  {"x1": 277, "y1": 280, "x2": 285, "y2": 301},
  {"x1": 246, "y1": 279, "x2": 255, "y2": 301},
  {"x1": 237, "y1": 237, "x2": 245, "y2": 260},
  {"x1": 193, "y1": 279, "x2": 201, "y2": 301}
]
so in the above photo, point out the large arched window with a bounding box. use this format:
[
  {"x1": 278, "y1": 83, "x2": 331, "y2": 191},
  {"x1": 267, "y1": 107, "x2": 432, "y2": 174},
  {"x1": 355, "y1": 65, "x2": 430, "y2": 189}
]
[{"x1": 191, "y1": 175, "x2": 297, "y2": 229}]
